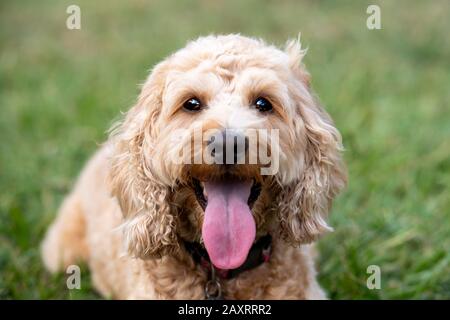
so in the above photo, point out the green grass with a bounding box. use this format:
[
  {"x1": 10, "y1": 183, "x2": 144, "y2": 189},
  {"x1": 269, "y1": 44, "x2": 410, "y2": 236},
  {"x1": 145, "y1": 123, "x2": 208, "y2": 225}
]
[{"x1": 1, "y1": 0, "x2": 449, "y2": 299}]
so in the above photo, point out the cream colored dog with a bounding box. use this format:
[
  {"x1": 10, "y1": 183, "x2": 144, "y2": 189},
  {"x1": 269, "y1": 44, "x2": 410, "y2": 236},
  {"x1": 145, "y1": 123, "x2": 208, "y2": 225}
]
[{"x1": 42, "y1": 34, "x2": 346, "y2": 299}]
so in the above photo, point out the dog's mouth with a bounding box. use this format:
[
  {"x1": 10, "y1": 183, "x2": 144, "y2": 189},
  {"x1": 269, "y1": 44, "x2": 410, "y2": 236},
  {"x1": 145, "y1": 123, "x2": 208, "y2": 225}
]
[
  {"x1": 191, "y1": 177, "x2": 262, "y2": 270},
  {"x1": 192, "y1": 178, "x2": 262, "y2": 211}
]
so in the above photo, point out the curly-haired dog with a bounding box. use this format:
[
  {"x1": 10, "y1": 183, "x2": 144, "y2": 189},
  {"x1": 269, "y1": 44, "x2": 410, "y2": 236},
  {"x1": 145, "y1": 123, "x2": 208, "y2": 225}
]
[{"x1": 42, "y1": 34, "x2": 346, "y2": 299}]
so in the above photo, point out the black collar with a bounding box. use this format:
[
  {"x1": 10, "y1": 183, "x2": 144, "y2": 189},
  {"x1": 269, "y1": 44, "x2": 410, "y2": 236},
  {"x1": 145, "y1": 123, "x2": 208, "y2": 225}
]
[{"x1": 184, "y1": 234, "x2": 272, "y2": 280}]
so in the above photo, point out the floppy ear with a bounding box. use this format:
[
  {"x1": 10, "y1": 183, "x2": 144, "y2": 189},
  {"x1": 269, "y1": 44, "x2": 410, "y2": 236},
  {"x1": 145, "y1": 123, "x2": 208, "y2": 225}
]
[
  {"x1": 277, "y1": 38, "x2": 347, "y2": 245},
  {"x1": 109, "y1": 61, "x2": 179, "y2": 259}
]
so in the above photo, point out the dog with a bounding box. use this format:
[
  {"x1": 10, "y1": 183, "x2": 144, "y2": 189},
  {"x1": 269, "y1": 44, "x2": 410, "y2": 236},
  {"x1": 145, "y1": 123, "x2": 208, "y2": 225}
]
[{"x1": 41, "y1": 34, "x2": 347, "y2": 299}]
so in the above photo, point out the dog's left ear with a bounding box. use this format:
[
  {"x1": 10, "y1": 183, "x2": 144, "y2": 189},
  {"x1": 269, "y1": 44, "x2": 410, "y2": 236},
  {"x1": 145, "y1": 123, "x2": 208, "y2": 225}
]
[
  {"x1": 109, "y1": 60, "x2": 180, "y2": 259},
  {"x1": 277, "y1": 38, "x2": 347, "y2": 245}
]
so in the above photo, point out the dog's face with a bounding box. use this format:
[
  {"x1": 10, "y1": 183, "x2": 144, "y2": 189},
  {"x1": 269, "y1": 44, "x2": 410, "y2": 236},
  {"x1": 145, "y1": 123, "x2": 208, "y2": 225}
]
[{"x1": 110, "y1": 35, "x2": 346, "y2": 269}]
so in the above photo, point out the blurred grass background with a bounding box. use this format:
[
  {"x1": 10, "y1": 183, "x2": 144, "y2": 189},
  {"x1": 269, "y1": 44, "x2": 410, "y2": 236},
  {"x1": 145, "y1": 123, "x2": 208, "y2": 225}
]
[{"x1": 1, "y1": 0, "x2": 449, "y2": 299}]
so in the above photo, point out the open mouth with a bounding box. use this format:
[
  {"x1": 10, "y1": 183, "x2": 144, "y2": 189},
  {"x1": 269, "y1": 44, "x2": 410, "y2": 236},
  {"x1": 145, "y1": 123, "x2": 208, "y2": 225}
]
[
  {"x1": 192, "y1": 178, "x2": 262, "y2": 211},
  {"x1": 191, "y1": 177, "x2": 262, "y2": 270}
]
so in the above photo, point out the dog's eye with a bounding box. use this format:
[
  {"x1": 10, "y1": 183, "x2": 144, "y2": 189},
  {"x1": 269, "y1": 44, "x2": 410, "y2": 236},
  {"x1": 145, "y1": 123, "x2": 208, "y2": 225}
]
[
  {"x1": 254, "y1": 97, "x2": 273, "y2": 112},
  {"x1": 183, "y1": 98, "x2": 202, "y2": 112}
]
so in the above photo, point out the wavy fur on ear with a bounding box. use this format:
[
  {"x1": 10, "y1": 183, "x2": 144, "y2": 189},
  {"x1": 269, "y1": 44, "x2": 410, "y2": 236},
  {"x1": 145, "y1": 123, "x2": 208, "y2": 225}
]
[
  {"x1": 278, "y1": 38, "x2": 347, "y2": 245},
  {"x1": 109, "y1": 61, "x2": 180, "y2": 259}
]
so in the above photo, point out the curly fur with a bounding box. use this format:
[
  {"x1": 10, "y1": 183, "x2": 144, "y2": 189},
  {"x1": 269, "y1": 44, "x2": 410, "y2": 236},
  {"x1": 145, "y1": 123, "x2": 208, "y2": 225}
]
[{"x1": 41, "y1": 34, "x2": 347, "y2": 299}]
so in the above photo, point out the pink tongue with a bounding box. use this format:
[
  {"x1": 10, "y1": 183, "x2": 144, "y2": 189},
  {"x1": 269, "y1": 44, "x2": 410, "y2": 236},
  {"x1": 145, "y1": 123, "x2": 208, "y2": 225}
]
[{"x1": 202, "y1": 180, "x2": 256, "y2": 270}]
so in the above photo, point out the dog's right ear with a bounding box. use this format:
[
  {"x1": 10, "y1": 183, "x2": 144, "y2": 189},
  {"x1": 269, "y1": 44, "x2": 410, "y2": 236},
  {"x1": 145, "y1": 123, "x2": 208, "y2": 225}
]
[
  {"x1": 109, "y1": 60, "x2": 180, "y2": 259},
  {"x1": 277, "y1": 37, "x2": 347, "y2": 245}
]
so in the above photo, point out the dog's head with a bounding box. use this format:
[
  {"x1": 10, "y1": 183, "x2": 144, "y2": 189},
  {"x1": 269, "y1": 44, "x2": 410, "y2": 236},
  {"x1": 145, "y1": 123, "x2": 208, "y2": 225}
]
[{"x1": 110, "y1": 35, "x2": 346, "y2": 269}]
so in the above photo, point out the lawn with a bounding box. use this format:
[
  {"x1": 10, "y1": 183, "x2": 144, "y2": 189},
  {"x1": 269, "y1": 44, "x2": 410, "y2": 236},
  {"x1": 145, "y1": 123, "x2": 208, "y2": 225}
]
[{"x1": 0, "y1": 0, "x2": 449, "y2": 299}]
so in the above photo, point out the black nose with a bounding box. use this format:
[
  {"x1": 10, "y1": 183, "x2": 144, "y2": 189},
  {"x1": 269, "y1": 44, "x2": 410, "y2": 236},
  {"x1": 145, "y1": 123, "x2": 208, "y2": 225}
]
[{"x1": 207, "y1": 129, "x2": 249, "y2": 164}]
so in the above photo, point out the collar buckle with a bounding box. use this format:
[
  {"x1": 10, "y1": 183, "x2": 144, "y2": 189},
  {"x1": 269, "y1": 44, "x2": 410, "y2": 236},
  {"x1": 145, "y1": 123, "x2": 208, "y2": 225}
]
[{"x1": 205, "y1": 266, "x2": 223, "y2": 300}]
